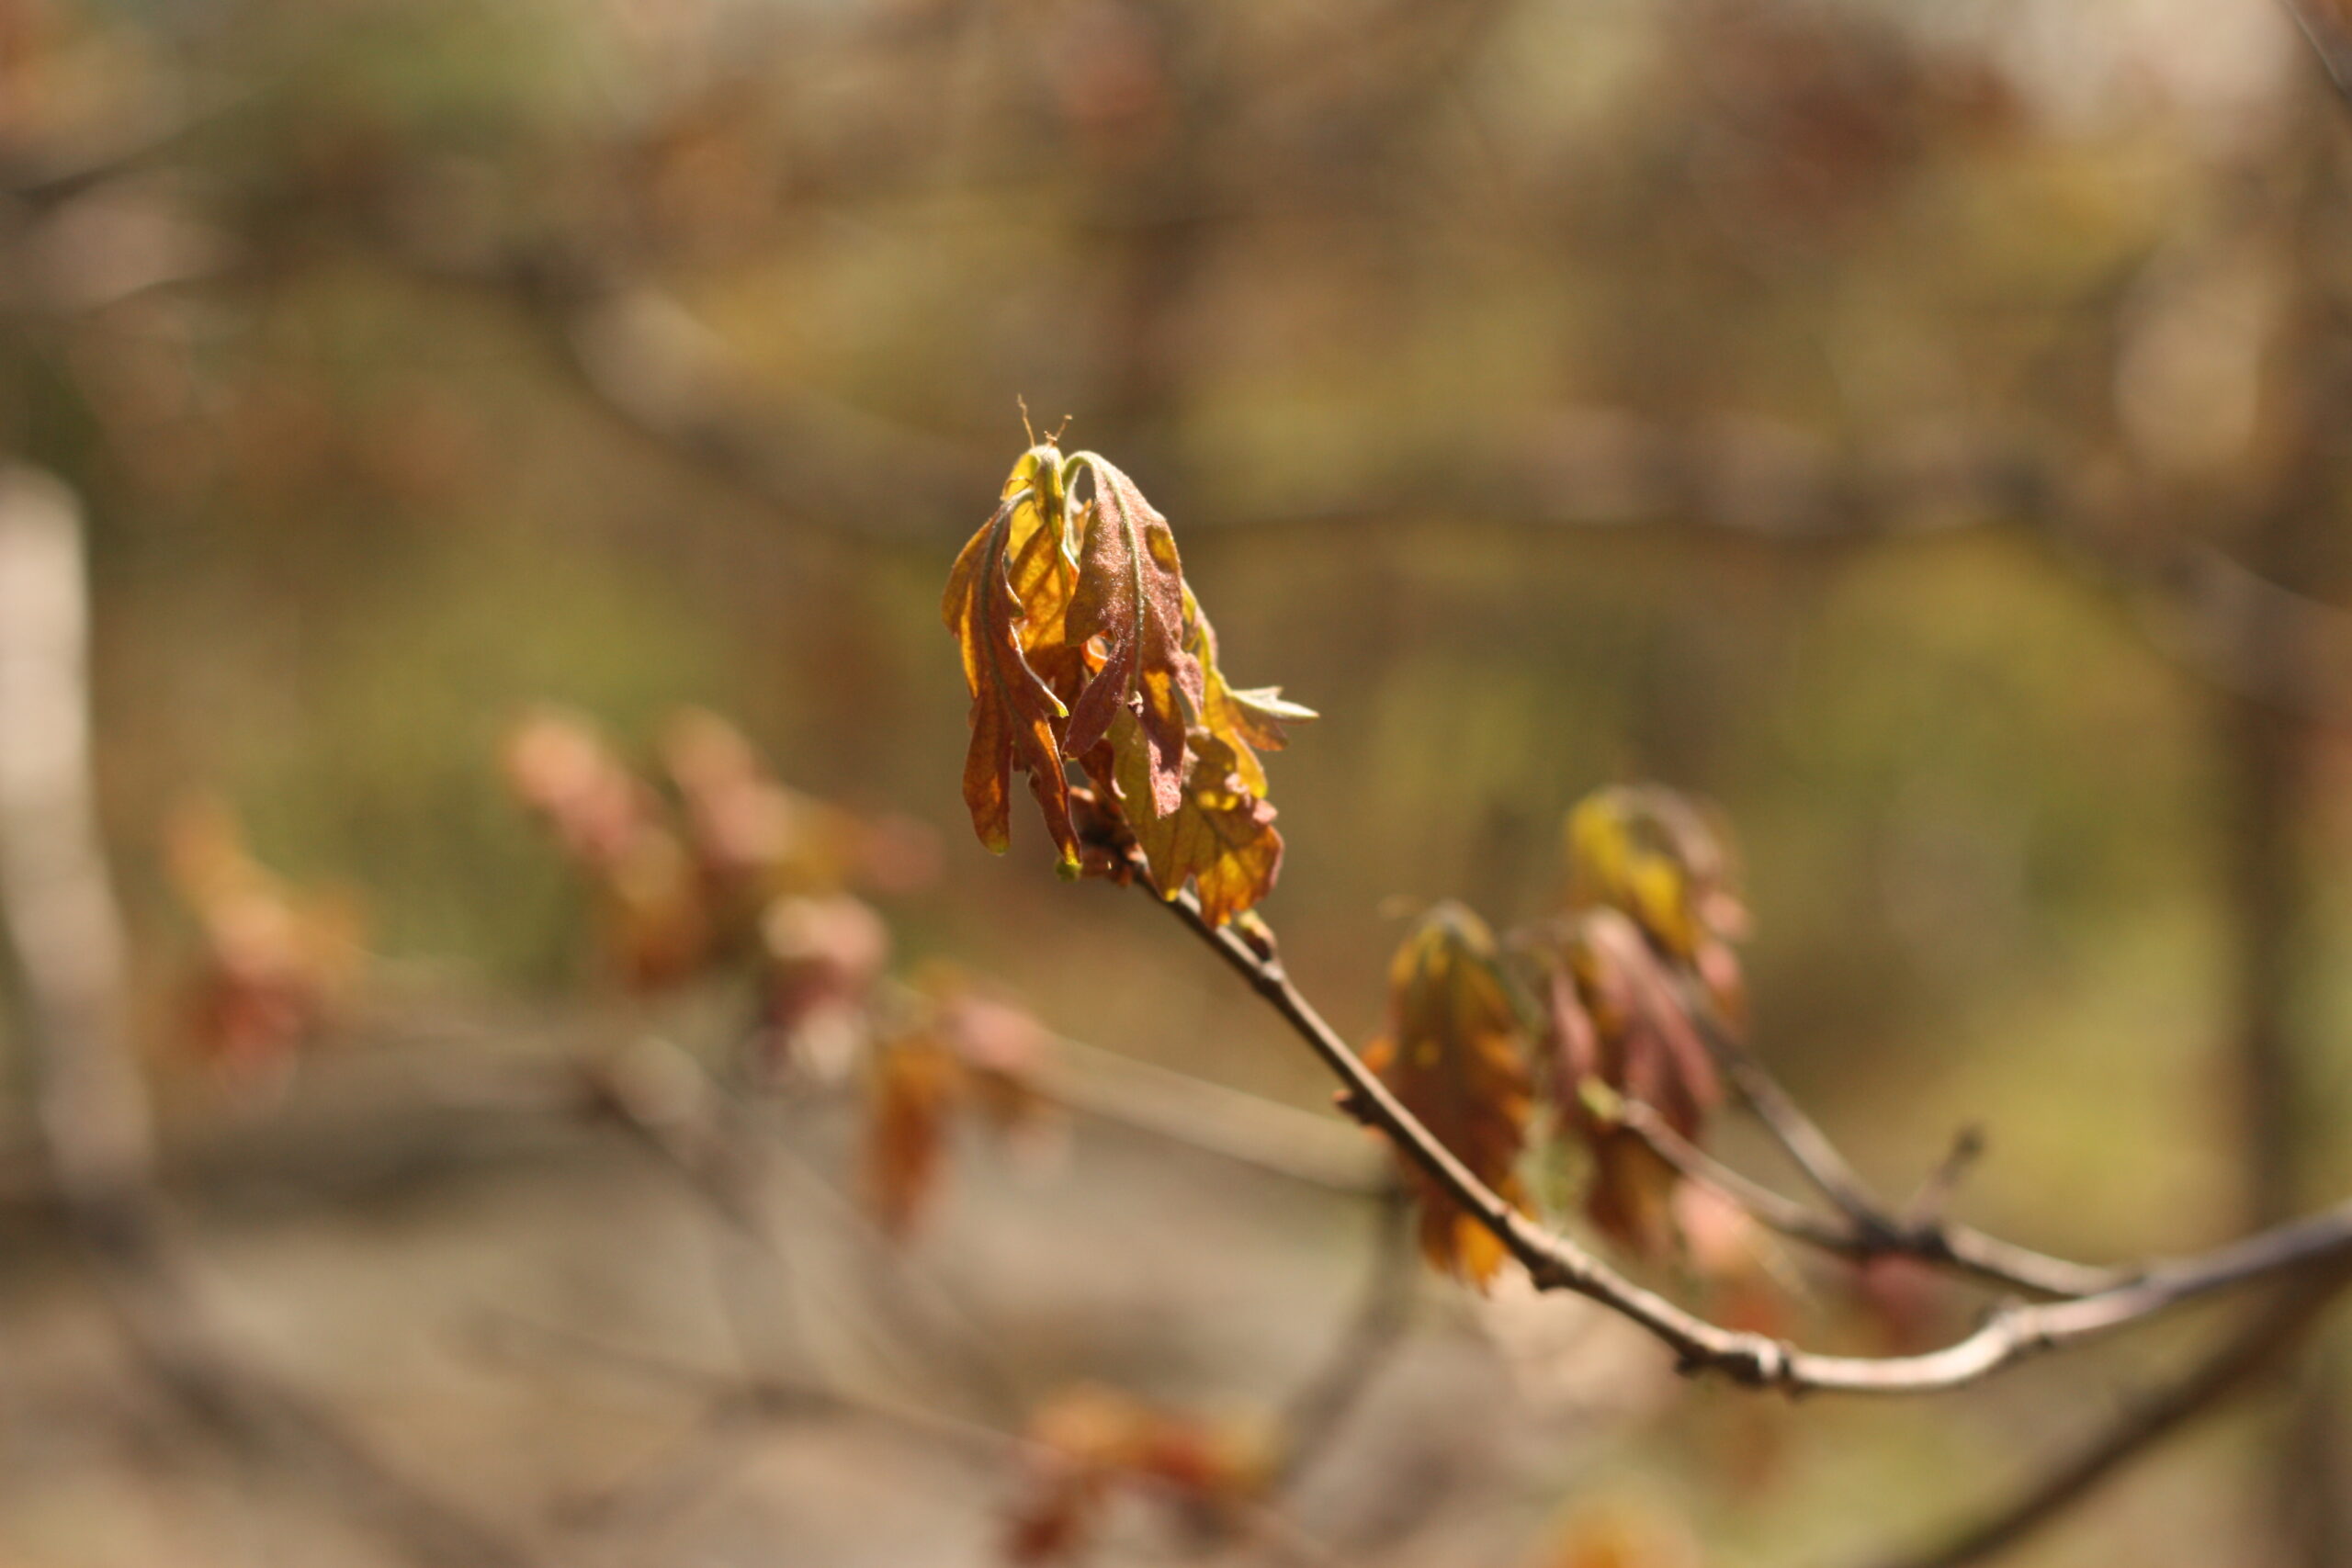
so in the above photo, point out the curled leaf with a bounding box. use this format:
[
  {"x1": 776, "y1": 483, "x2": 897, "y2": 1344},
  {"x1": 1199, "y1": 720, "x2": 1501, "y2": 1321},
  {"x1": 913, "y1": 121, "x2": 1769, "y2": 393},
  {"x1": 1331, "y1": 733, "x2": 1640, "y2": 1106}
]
[
  {"x1": 1548, "y1": 907, "x2": 1722, "y2": 1256},
  {"x1": 944, "y1": 451, "x2": 1084, "y2": 870},
  {"x1": 1363, "y1": 903, "x2": 1534, "y2": 1288},
  {"x1": 1061, "y1": 455, "x2": 1202, "y2": 815},
  {"x1": 943, "y1": 439, "x2": 1310, "y2": 923}
]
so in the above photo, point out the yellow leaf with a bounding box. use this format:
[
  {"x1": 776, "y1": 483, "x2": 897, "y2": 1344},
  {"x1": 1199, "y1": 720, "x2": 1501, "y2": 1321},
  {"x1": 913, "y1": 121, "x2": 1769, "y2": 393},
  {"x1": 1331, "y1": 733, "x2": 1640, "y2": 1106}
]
[{"x1": 943, "y1": 450, "x2": 1084, "y2": 868}]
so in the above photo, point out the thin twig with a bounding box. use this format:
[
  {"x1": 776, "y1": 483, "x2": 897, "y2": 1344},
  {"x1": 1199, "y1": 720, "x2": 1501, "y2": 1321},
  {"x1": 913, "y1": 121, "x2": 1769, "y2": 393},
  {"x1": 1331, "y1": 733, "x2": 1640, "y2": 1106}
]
[{"x1": 1683, "y1": 1008, "x2": 2127, "y2": 1300}]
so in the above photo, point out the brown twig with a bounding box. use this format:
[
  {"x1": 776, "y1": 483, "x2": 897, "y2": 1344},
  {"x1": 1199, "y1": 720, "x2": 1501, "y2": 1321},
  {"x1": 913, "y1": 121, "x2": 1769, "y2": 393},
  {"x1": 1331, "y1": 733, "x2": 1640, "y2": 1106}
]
[
  {"x1": 1677, "y1": 1010, "x2": 2128, "y2": 1300},
  {"x1": 1149, "y1": 884, "x2": 2352, "y2": 1396}
]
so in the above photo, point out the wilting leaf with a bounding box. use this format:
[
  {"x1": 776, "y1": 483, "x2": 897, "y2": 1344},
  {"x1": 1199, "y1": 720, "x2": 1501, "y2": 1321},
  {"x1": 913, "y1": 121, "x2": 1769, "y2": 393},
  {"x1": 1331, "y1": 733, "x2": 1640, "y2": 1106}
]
[
  {"x1": 1548, "y1": 907, "x2": 1722, "y2": 1256},
  {"x1": 1111, "y1": 716, "x2": 1284, "y2": 927},
  {"x1": 944, "y1": 450, "x2": 1084, "y2": 869},
  {"x1": 863, "y1": 1031, "x2": 965, "y2": 1239},
  {"x1": 1061, "y1": 456, "x2": 1202, "y2": 817},
  {"x1": 1363, "y1": 903, "x2": 1534, "y2": 1288},
  {"x1": 1007, "y1": 1384, "x2": 1270, "y2": 1565},
  {"x1": 1566, "y1": 785, "x2": 1748, "y2": 1025}
]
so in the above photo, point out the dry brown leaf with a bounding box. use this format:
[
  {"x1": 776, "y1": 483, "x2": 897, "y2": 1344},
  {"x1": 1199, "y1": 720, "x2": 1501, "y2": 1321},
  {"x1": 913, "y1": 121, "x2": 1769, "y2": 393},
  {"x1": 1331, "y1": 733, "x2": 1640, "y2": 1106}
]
[{"x1": 1110, "y1": 719, "x2": 1284, "y2": 928}]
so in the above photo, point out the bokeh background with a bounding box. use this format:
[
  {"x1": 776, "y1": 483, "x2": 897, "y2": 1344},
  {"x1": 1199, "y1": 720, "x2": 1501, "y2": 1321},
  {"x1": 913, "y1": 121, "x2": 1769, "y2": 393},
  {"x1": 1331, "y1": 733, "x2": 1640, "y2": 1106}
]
[{"x1": 5, "y1": 0, "x2": 2352, "y2": 1563}]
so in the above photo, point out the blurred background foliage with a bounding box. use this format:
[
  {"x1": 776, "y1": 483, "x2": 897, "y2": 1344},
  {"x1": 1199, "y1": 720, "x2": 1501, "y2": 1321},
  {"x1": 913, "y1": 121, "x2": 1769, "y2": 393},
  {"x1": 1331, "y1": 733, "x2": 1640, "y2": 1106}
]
[{"x1": 6, "y1": 0, "x2": 2352, "y2": 1562}]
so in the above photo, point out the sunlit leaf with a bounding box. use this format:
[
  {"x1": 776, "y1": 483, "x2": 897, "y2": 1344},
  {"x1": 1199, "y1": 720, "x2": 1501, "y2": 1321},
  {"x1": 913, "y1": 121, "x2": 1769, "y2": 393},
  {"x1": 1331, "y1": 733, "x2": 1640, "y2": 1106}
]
[
  {"x1": 1062, "y1": 455, "x2": 1202, "y2": 816},
  {"x1": 1187, "y1": 585, "x2": 1316, "y2": 800},
  {"x1": 944, "y1": 450, "x2": 1084, "y2": 870},
  {"x1": 1111, "y1": 716, "x2": 1284, "y2": 928},
  {"x1": 943, "y1": 439, "x2": 1309, "y2": 923}
]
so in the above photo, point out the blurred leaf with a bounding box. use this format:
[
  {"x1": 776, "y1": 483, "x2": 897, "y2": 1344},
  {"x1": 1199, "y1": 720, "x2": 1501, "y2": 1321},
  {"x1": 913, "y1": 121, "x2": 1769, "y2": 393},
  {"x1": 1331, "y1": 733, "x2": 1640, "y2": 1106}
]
[
  {"x1": 1364, "y1": 902, "x2": 1534, "y2": 1288},
  {"x1": 863, "y1": 1030, "x2": 964, "y2": 1240},
  {"x1": 164, "y1": 796, "x2": 365, "y2": 1092},
  {"x1": 758, "y1": 892, "x2": 890, "y2": 1079},
  {"x1": 1549, "y1": 907, "x2": 1722, "y2": 1256},
  {"x1": 1566, "y1": 785, "x2": 1748, "y2": 1025},
  {"x1": 502, "y1": 708, "x2": 713, "y2": 989},
  {"x1": 1006, "y1": 1384, "x2": 1270, "y2": 1565}
]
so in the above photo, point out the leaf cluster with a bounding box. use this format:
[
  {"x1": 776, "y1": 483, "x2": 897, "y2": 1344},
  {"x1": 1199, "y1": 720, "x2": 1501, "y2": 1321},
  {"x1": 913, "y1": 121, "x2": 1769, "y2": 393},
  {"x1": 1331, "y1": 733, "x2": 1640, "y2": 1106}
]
[
  {"x1": 1365, "y1": 785, "x2": 1751, "y2": 1285},
  {"x1": 944, "y1": 444, "x2": 1313, "y2": 925}
]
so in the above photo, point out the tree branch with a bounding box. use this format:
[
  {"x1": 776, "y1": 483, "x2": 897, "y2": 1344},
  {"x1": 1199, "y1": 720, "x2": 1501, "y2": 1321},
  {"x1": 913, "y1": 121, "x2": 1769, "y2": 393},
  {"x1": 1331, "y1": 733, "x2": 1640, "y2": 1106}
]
[{"x1": 1148, "y1": 884, "x2": 2352, "y2": 1395}]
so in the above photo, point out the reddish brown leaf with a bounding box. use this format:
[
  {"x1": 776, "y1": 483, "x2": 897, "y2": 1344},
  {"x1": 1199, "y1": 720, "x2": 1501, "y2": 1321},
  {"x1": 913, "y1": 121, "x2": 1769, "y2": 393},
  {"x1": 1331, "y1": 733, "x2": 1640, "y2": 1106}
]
[
  {"x1": 1365, "y1": 903, "x2": 1534, "y2": 1289},
  {"x1": 1061, "y1": 455, "x2": 1202, "y2": 817},
  {"x1": 1550, "y1": 907, "x2": 1722, "y2": 1256},
  {"x1": 943, "y1": 440, "x2": 1309, "y2": 919}
]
